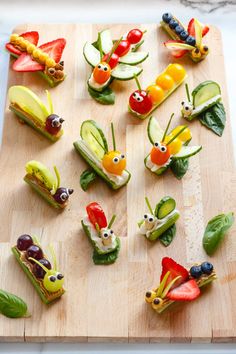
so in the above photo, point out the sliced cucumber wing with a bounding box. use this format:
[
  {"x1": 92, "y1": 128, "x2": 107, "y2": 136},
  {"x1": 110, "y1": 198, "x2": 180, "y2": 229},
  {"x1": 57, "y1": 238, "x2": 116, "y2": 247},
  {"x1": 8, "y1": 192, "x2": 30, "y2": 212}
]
[
  {"x1": 192, "y1": 81, "x2": 221, "y2": 107},
  {"x1": 100, "y1": 29, "x2": 113, "y2": 54},
  {"x1": 155, "y1": 196, "x2": 176, "y2": 219},
  {"x1": 80, "y1": 120, "x2": 108, "y2": 160},
  {"x1": 83, "y1": 42, "x2": 101, "y2": 67},
  {"x1": 119, "y1": 51, "x2": 149, "y2": 65},
  {"x1": 172, "y1": 145, "x2": 202, "y2": 160},
  {"x1": 147, "y1": 116, "x2": 164, "y2": 144},
  {"x1": 111, "y1": 64, "x2": 142, "y2": 81}
]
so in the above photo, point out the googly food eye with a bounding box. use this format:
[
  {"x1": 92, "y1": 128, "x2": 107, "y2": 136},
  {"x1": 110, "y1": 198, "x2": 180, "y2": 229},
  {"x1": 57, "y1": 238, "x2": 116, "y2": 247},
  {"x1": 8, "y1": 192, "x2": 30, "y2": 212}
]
[
  {"x1": 109, "y1": 229, "x2": 114, "y2": 235},
  {"x1": 144, "y1": 214, "x2": 148, "y2": 219},
  {"x1": 49, "y1": 275, "x2": 56, "y2": 282},
  {"x1": 57, "y1": 273, "x2": 64, "y2": 280},
  {"x1": 181, "y1": 101, "x2": 185, "y2": 106},
  {"x1": 113, "y1": 156, "x2": 120, "y2": 164},
  {"x1": 103, "y1": 66, "x2": 108, "y2": 72},
  {"x1": 137, "y1": 96, "x2": 144, "y2": 102},
  {"x1": 103, "y1": 232, "x2": 109, "y2": 238},
  {"x1": 120, "y1": 154, "x2": 125, "y2": 159},
  {"x1": 133, "y1": 92, "x2": 138, "y2": 98},
  {"x1": 160, "y1": 146, "x2": 167, "y2": 153},
  {"x1": 98, "y1": 64, "x2": 102, "y2": 69},
  {"x1": 154, "y1": 142, "x2": 160, "y2": 148},
  {"x1": 60, "y1": 192, "x2": 68, "y2": 201},
  {"x1": 149, "y1": 216, "x2": 154, "y2": 222}
]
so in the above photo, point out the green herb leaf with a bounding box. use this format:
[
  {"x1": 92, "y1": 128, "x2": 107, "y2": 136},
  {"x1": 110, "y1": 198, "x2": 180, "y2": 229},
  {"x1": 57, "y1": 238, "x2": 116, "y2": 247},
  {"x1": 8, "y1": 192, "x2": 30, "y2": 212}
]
[
  {"x1": 0, "y1": 289, "x2": 28, "y2": 318},
  {"x1": 199, "y1": 102, "x2": 226, "y2": 136},
  {"x1": 88, "y1": 86, "x2": 115, "y2": 105},
  {"x1": 203, "y1": 212, "x2": 234, "y2": 255},
  {"x1": 159, "y1": 224, "x2": 176, "y2": 247},
  {"x1": 93, "y1": 239, "x2": 120, "y2": 265},
  {"x1": 171, "y1": 158, "x2": 189, "y2": 179},
  {"x1": 80, "y1": 169, "x2": 97, "y2": 191}
]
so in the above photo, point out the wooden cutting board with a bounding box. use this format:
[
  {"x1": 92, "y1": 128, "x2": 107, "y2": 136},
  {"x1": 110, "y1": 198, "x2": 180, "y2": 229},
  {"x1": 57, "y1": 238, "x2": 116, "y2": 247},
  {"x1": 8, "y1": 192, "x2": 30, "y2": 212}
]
[{"x1": 0, "y1": 23, "x2": 236, "y2": 343}]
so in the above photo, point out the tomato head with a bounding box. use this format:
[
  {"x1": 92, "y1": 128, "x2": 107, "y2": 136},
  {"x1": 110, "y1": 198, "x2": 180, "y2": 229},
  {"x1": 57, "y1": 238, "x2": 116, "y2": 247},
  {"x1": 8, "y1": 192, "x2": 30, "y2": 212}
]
[
  {"x1": 93, "y1": 61, "x2": 111, "y2": 84},
  {"x1": 127, "y1": 29, "x2": 143, "y2": 44},
  {"x1": 86, "y1": 202, "x2": 108, "y2": 229},
  {"x1": 129, "y1": 90, "x2": 153, "y2": 115},
  {"x1": 150, "y1": 142, "x2": 171, "y2": 166},
  {"x1": 102, "y1": 52, "x2": 119, "y2": 69},
  {"x1": 102, "y1": 151, "x2": 126, "y2": 176},
  {"x1": 114, "y1": 39, "x2": 131, "y2": 57}
]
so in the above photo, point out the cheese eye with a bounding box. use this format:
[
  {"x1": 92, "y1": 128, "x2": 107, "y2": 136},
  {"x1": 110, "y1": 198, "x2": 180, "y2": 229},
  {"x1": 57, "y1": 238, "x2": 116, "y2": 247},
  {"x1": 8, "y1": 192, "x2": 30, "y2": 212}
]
[
  {"x1": 149, "y1": 217, "x2": 154, "y2": 222},
  {"x1": 160, "y1": 146, "x2": 167, "y2": 153},
  {"x1": 120, "y1": 154, "x2": 125, "y2": 159},
  {"x1": 154, "y1": 142, "x2": 159, "y2": 148},
  {"x1": 113, "y1": 156, "x2": 120, "y2": 164},
  {"x1": 133, "y1": 92, "x2": 138, "y2": 98},
  {"x1": 103, "y1": 66, "x2": 108, "y2": 71},
  {"x1": 109, "y1": 229, "x2": 114, "y2": 235},
  {"x1": 144, "y1": 214, "x2": 148, "y2": 219},
  {"x1": 137, "y1": 96, "x2": 143, "y2": 102},
  {"x1": 181, "y1": 101, "x2": 185, "y2": 106},
  {"x1": 98, "y1": 64, "x2": 102, "y2": 69},
  {"x1": 103, "y1": 232, "x2": 109, "y2": 238}
]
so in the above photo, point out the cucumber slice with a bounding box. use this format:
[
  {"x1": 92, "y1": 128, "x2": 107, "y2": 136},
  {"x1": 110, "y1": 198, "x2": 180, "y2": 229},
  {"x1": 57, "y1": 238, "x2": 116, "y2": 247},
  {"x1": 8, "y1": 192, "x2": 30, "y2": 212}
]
[
  {"x1": 111, "y1": 64, "x2": 142, "y2": 81},
  {"x1": 147, "y1": 116, "x2": 164, "y2": 144},
  {"x1": 144, "y1": 155, "x2": 170, "y2": 175},
  {"x1": 155, "y1": 196, "x2": 176, "y2": 219},
  {"x1": 83, "y1": 42, "x2": 100, "y2": 67},
  {"x1": 119, "y1": 51, "x2": 149, "y2": 65},
  {"x1": 80, "y1": 120, "x2": 108, "y2": 160},
  {"x1": 172, "y1": 145, "x2": 202, "y2": 159},
  {"x1": 192, "y1": 81, "x2": 221, "y2": 107},
  {"x1": 8, "y1": 85, "x2": 49, "y2": 123},
  {"x1": 100, "y1": 29, "x2": 113, "y2": 54},
  {"x1": 87, "y1": 75, "x2": 111, "y2": 92}
]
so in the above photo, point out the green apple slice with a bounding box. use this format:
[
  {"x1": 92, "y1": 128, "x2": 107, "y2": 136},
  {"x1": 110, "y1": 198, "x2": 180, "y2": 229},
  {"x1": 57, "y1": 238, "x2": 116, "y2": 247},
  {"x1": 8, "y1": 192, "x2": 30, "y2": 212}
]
[
  {"x1": 8, "y1": 86, "x2": 49, "y2": 123},
  {"x1": 25, "y1": 160, "x2": 57, "y2": 190},
  {"x1": 164, "y1": 42, "x2": 195, "y2": 51}
]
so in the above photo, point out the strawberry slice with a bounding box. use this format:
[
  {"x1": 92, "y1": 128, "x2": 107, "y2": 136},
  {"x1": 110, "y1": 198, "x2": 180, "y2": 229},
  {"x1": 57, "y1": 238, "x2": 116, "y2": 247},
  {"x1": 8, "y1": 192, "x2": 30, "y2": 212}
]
[
  {"x1": 164, "y1": 40, "x2": 192, "y2": 58},
  {"x1": 172, "y1": 49, "x2": 188, "y2": 58},
  {"x1": 12, "y1": 52, "x2": 44, "y2": 72},
  {"x1": 188, "y1": 18, "x2": 209, "y2": 38},
  {"x1": 5, "y1": 31, "x2": 39, "y2": 56},
  {"x1": 166, "y1": 279, "x2": 200, "y2": 301},
  {"x1": 39, "y1": 38, "x2": 66, "y2": 63},
  {"x1": 160, "y1": 257, "x2": 189, "y2": 288}
]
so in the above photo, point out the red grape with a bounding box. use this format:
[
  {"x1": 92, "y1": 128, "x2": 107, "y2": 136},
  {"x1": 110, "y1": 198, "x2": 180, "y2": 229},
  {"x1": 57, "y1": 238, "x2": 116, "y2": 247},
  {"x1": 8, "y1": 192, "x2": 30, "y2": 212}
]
[
  {"x1": 45, "y1": 114, "x2": 64, "y2": 135},
  {"x1": 26, "y1": 245, "x2": 43, "y2": 262},
  {"x1": 53, "y1": 188, "x2": 74, "y2": 204},
  {"x1": 32, "y1": 258, "x2": 51, "y2": 279},
  {"x1": 17, "y1": 234, "x2": 33, "y2": 251}
]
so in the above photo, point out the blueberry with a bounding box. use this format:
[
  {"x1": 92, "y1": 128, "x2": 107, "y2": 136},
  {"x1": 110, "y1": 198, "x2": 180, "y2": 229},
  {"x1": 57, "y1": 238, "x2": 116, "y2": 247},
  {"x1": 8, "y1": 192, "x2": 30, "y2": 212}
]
[
  {"x1": 185, "y1": 36, "x2": 196, "y2": 46},
  {"x1": 179, "y1": 31, "x2": 188, "y2": 40},
  {"x1": 169, "y1": 19, "x2": 179, "y2": 29},
  {"x1": 190, "y1": 265, "x2": 203, "y2": 279},
  {"x1": 175, "y1": 25, "x2": 184, "y2": 35},
  {"x1": 201, "y1": 262, "x2": 213, "y2": 275},
  {"x1": 162, "y1": 13, "x2": 172, "y2": 23}
]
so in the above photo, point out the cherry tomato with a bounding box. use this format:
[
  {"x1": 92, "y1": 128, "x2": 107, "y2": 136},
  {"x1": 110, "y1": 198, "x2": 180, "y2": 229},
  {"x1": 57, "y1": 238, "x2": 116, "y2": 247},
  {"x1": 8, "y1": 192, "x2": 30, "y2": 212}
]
[
  {"x1": 114, "y1": 40, "x2": 131, "y2": 57},
  {"x1": 86, "y1": 202, "x2": 107, "y2": 229},
  {"x1": 170, "y1": 126, "x2": 192, "y2": 142},
  {"x1": 127, "y1": 29, "x2": 143, "y2": 44},
  {"x1": 156, "y1": 74, "x2": 174, "y2": 90},
  {"x1": 150, "y1": 142, "x2": 170, "y2": 165},
  {"x1": 164, "y1": 135, "x2": 182, "y2": 155},
  {"x1": 146, "y1": 85, "x2": 164, "y2": 104},
  {"x1": 102, "y1": 52, "x2": 119, "y2": 69},
  {"x1": 102, "y1": 151, "x2": 126, "y2": 176},
  {"x1": 93, "y1": 61, "x2": 111, "y2": 84},
  {"x1": 165, "y1": 64, "x2": 186, "y2": 83},
  {"x1": 129, "y1": 90, "x2": 153, "y2": 115}
]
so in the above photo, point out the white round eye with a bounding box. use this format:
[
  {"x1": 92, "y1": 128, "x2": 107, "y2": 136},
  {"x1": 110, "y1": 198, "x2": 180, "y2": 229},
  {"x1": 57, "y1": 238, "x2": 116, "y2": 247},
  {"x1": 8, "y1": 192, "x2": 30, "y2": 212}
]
[
  {"x1": 109, "y1": 229, "x2": 114, "y2": 235},
  {"x1": 103, "y1": 232, "x2": 109, "y2": 238},
  {"x1": 144, "y1": 214, "x2": 148, "y2": 219},
  {"x1": 98, "y1": 64, "x2": 102, "y2": 69},
  {"x1": 133, "y1": 92, "x2": 138, "y2": 98},
  {"x1": 103, "y1": 66, "x2": 108, "y2": 72},
  {"x1": 57, "y1": 273, "x2": 64, "y2": 280},
  {"x1": 49, "y1": 275, "x2": 56, "y2": 282},
  {"x1": 154, "y1": 142, "x2": 159, "y2": 148},
  {"x1": 120, "y1": 154, "x2": 125, "y2": 159},
  {"x1": 149, "y1": 217, "x2": 154, "y2": 222},
  {"x1": 113, "y1": 156, "x2": 120, "y2": 164},
  {"x1": 60, "y1": 192, "x2": 68, "y2": 201},
  {"x1": 137, "y1": 96, "x2": 144, "y2": 102},
  {"x1": 160, "y1": 146, "x2": 167, "y2": 153}
]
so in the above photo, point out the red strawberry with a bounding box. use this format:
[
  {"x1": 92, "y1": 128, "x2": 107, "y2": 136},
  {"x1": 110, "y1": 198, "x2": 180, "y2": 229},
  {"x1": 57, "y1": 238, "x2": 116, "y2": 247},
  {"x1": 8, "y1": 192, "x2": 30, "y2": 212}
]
[
  {"x1": 164, "y1": 40, "x2": 188, "y2": 58},
  {"x1": 13, "y1": 53, "x2": 44, "y2": 72},
  {"x1": 188, "y1": 18, "x2": 209, "y2": 38},
  {"x1": 39, "y1": 38, "x2": 66, "y2": 63},
  {"x1": 160, "y1": 257, "x2": 189, "y2": 288},
  {"x1": 166, "y1": 279, "x2": 200, "y2": 301},
  {"x1": 172, "y1": 49, "x2": 188, "y2": 58},
  {"x1": 5, "y1": 31, "x2": 39, "y2": 56}
]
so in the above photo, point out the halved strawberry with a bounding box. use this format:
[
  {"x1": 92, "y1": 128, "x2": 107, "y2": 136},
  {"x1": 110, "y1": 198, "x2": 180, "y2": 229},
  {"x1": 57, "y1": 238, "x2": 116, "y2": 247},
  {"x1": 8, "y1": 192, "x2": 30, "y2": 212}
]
[
  {"x1": 160, "y1": 257, "x2": 189, "y2": 288},
  {"x1": 12, "y1": 53, "x2": 44, "y2": 72},
  {"x1": 166, "y1": 279, "x2": 200, "y2": 301},
  {"x1": 39, "y1": 38, "x2": 66, "y2": 63},
  {"x1": 188, "y1": 18, "x2": 209, "y2": 38},
  {"x1": 5, "y1": 31, "x2": 39, "y2": 56}
]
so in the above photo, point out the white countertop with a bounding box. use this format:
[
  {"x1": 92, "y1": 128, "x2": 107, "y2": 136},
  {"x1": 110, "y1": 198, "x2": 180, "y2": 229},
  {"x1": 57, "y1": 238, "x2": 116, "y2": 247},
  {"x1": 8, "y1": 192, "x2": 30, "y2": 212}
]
[{"x1": 0, "y1": 0, "x2": 236, "y2": 352}]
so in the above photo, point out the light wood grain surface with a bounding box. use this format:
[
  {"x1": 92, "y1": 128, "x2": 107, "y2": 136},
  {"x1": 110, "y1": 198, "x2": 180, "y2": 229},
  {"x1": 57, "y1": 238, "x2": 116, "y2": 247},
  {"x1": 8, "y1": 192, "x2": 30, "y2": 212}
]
[{"x1": 0, "y1": 23, "x2": 235, "y2": 343}]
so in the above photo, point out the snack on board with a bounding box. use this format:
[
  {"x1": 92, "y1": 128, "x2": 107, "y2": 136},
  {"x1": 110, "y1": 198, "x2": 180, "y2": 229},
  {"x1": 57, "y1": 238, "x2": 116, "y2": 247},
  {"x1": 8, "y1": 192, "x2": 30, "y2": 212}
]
[
  {"x1": 24, "y1": 160, "x2": 73, "y2": 209},
  {"x1": 83, "y1": 28, "x2": 148, "y2": 104},
  {"x1": 6, "y1": 31, "x2": 66, "y2": 87},
  {"x1": 161, "y1": 13, "x2": 210, "y2": 62},
  {"x1": 138, "y1": 196, "x2": 180, "y2": 246},
  {"x1": 145, "y1": 115, "x2": 202, "y2": 178},
  {"x1": 12, "y1": 235, "x2": 65, "y2": 304},
  {"x1": 128, "y1": 64, "x2": 187, "y2": 119},
  {"x1": 74, "y1": 121, "x2": 131, "y2": 190},
  {"x1": 145, "y1": 257, "x2": 216, "y2": 313},
  {"x1": 8, "y1": 86, "x2": 64, "y2": 142},
  {"x1": 81, "y1": 202, "x2": 120, "y2": 265},
  {"x1": 181, "y1": 82, "x2": 226, "y2": 136},
  {"x1": 0, "y1": 289, "x2": 29, "y2": 318}
]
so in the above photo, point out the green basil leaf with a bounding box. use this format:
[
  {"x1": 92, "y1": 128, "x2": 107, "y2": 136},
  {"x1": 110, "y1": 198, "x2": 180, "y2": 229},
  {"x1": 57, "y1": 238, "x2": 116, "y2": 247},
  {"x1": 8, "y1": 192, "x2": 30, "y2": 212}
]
[
  {"x1": 159, "y1": 224, "x2": 176, "y2": 247},
  {"x1": 0, "y1": 289, "x2": 28, "y2": 318},
  {"x1": 88, "y1": 86, "x2": 115, "y2": 105},
  {"x1": 199, "y1": 102, "x2": 226, "y2": 136},
  {"x1": 203, "y1": 212, "x2": 234, "y2": 255},
  {"x1": 93, "y1": 239, "x2": 120, "y2": 265},
  {"x1": 80, "y1": 169, "x2": 97, "y2": 191},
  {"x1": 170, "y1": 158, "x2": 189, "y2": 179}
]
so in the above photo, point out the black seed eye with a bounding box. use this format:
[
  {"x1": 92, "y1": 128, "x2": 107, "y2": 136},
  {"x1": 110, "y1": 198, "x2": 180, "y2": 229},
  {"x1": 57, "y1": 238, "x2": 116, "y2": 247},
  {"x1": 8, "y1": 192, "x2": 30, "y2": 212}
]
[
  {"x1": 181, "y1": 101, "x2": 185, "y2": 106},
  {"x1": 161, "y1": 146, "x2": 166, "y2": 152},
  {"x1": 98, "y1": 64, "x2": 102, "y2": 69},
  {"x1": 185, "y1": 107, "x2": 189, "y2": 110},
  {"x1": 149, "y1": 217, "x2": 154, "y2": 222},
  {"x1": 137, "y1": 97, "x2": 141, "y2": 102},
  {"x1": 110, "y1": 230, "x2": 114, "y2": 234},
  {"x1": 144, "y1": 214, "x2": 148, "y2": 219},
  {"x1": 49, "y1": 276, "x2": 56, "y2": 282},
  {"x1": 154, "y1": 142, "x2": 159, "y2": 147},
  {"x1": 104, "y1": 67, "x2": 108, "y2": 71},
  {"x1": 120, "y1": 154, "x2": 125, "y2": 159},
  {"x1": 103, "y1": 232, "x2": 109, "y2": 238},
  {"x1": 57, "y1": 273, "x2": 64, "y2": 280},
  {"x1": 113, "y1": 157, "x2": 119, "y2": 164}
]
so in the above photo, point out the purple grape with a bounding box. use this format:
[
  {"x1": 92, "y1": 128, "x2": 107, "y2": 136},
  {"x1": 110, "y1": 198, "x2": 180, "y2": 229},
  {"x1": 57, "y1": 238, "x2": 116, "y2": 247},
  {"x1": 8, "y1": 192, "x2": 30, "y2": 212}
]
[
  {"x1": 32, "y1": 258, "x2": 51, "y2": 279},
  {"x1": 45, "y1": 114, "x2": 64, "y2": 135},
  {"x1": 26, "y1": 245, "x2": 43, "y2": 262},
  {"x1": 53, "y1": 187, "x2": 74, "y2": 204},
  {"x1": 17, "y1": 234, "x2": 33, "y2": 251}
]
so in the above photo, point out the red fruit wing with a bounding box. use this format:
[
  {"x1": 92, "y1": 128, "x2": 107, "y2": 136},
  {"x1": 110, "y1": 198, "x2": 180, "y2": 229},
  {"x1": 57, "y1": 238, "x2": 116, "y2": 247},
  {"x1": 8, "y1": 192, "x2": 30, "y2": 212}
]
[
  {"x1": 86, "y1": 202, "x2": 107, "y2": 229},
  {"x1": 172, "y1": 49, "x2": 188, "y2": 58},
  {"x1": 166, "y1": 279, "x2": 201, "y2": 301},
  {"x1": 5, "y1": 43, "x2": 22, "y2": 56},
  {"x1": 202, "y1": 25, "x2": 210, "y2": 37},
  {"x1": 5, "y1": 31, "x2": 39, "y2": 56},
  {"x1": 39, "y1": 38, "x2": 66, "y2": 63},
  {"x1": 160, "y1": 257, "x2": 189, "y2": 288},
  {"x1": 12, "y1": 53, "x2": 44, "y2": 72},
  {"x1": 188, "y1": 18, "x2": 209, "y2": 37}
]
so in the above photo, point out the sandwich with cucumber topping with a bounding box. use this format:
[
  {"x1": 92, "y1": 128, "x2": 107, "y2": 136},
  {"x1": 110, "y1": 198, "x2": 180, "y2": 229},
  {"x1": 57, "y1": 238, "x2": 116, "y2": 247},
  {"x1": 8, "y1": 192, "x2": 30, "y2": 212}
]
[
  {"x1": 145, "y1": 115, "x2": 202, "y2": 178},
  {"x1": 81, "y1": 202, "x2": 120, "y2": 265},
  {"x1": 74, "y1": 121, "x2": 131, "y2": 190},
  {"x1": 181, "y1": 81, "x2": 226, "y2": 136},
  {"x1": 138, "y1": 196, "x2": 180, "y2": 245}
]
